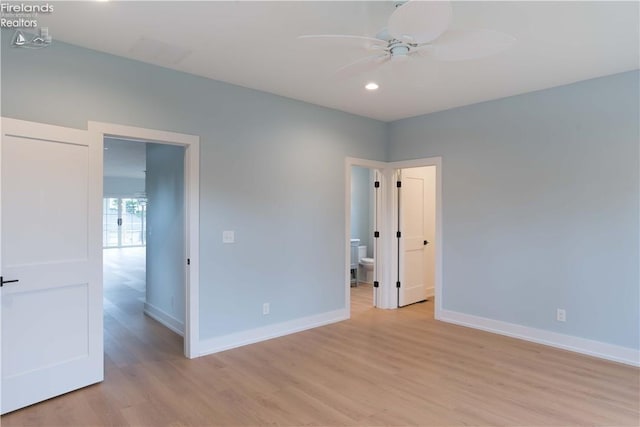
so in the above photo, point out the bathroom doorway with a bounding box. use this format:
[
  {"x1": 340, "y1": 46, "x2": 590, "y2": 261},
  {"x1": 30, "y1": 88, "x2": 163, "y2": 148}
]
[
  {"x1": 346, "y1": 159, "x2": 386, "y2": 315},
  {"x1": 346, "y1": 156, "x2": 442, "y2": 317}
]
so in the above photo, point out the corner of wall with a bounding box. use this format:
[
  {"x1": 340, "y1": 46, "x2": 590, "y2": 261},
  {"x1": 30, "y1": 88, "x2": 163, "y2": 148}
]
[{"x1": 144, "y1": 301, "x2": 185, "y2": 336}]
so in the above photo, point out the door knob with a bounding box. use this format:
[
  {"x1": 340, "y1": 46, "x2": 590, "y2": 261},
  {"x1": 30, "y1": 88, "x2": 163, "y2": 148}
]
[
  {"x1": 423, "y1": 240, "x2": 429, "y2": 245},
  {"x1": 0, "y1": 276, "x2": 19, "y2": 287}
]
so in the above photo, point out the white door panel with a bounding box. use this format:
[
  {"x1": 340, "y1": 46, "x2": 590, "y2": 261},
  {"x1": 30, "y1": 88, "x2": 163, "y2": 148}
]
[
  {"x1": 1, "y1": 118, "x2": 103, "y2": 414},
  {"x1": 3, "y1": 136, "x2": 89, "y2": 266},
  {"x1": 399, "y1": 167, "x2": 435, "y2": 307}
]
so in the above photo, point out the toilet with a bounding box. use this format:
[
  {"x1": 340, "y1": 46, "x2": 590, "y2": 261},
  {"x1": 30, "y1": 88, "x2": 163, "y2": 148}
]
[
  {"x1": 358, "y1": 245, "x2": 374, "y2": 284},
  {"x1": 350, "y1": 239, "x2": 361, "y2": 285}
]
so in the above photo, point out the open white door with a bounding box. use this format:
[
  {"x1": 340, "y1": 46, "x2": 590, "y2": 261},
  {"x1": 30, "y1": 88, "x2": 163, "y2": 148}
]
[
  {"x1": 1, "y1": 118, "x2": 103, "y2": 414},
  {"x1": 398, "y1": 167, "x2": 435, "y2": 307}
]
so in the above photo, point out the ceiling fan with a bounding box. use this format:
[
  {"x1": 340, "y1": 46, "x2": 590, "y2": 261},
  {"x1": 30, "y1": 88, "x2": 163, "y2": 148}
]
[{"x1": 300, "y1": 0, "x2": 516, "y2": 77}]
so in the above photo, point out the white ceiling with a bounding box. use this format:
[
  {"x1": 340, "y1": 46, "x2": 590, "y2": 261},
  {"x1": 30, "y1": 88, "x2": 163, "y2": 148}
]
[
  {"x1": 104, "y1": 138, "x2": 146, "y2": 179},
  {"x1": 38, "y1": 1, "x2": 639, "y2": 121}
]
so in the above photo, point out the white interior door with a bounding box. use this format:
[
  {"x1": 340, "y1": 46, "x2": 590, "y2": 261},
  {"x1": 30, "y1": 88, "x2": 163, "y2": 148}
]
[
  {"x1": 1, "y1": 118, "x2": 103, "y2": 414},
  {"x1": 399, "y1": 167, "x2": 435, "y2": 307}
]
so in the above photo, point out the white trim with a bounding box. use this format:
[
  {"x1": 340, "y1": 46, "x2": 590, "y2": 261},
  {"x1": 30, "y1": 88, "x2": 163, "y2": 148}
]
[
  {"x1": 92, "y1": 123, "x2": 196, "y2": 146},
  {"x1": 440, "y1": 309, "x2": 640, "y2": 367},
  {"x1": 144, "y1": 302, "x2": 185, "y2": 336},
  {"x1": 88, "y1": 121, "x2": 200, "y2": 358},
  {"x1": 0, "y1": 118, "x2": 5, "y2": 411},
  {"x1": 345, "y1": 158, "x2": 388, "y2": 311},
  {"x1": 198, "y1": 309, "x2": 349, "y2": 356},
  {"x1": 386, "y1": 157, "x2": 443, "y2": 318}
]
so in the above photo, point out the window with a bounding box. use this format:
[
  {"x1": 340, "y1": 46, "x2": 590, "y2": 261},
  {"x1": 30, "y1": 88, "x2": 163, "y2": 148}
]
[{"x1": 102, "y1": 197, "x2": 146, "y2": 248}]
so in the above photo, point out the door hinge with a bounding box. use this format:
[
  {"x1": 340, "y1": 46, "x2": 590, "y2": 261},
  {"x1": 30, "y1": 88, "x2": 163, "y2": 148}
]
[
  {"x1": 396, "y1": 231, "x2": 401, "y2": 238},
  {"x1": 374, "y1": 231, "x2": 380, "y2": 238},
  {"x1": 117, "y1": 218, "x2": 123, "y2": 226},
  {"x1": 396, "y1": 181, "x2": 402, "y2": 188},
  {"x1": 374, "y1": 181, "x2": 380, "y2": 188},
  {"x1": 396, "y1": 281, "x2": 401, "y2": 288},
  {"x1": 373, "y1": 281, "x2": 379, "y2": 288},
  {"x1": 187, "y1": 258, "x2": 191, "y2": 265}
]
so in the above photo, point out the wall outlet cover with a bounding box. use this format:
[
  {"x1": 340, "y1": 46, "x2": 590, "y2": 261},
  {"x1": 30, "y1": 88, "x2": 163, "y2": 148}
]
[
  {"x1": 222, "y1": 230, "x2": 235, "y2": 243},
  {"x1": 557, "y1": 308, "x2": 566, "y2": 322}
]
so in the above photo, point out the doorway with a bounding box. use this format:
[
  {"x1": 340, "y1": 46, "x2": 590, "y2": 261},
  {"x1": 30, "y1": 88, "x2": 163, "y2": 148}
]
[
  {"x1": 90, "y1": 121, "x2": 200, "y2": 358},
  {"x1": 396, "y1": 166, "x2": 436, "y2": 308},
  {"x1": 349, "y1": 165, "x2": 379, "y2": 314},
  {"x1": 389, "y1": 157, "x2": 442, "y2": 318},
  {"x1": 103, "y1": 137, "x2": 187, "y2": 344},
  {"x1": 345, "y1": 158, "x2": 387, "y2": 314}
]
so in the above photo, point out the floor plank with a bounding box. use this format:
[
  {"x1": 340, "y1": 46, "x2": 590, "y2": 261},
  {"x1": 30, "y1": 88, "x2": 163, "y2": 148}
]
[{"x1": 2, "y1": 247, "x2": 638, "y2": 426}]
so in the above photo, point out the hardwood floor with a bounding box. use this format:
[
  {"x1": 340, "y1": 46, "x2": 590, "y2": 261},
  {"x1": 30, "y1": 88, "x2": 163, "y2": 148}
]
[
  {"x1": 2, "y1": 249, "x2": 639, "y2": 426},
  {"x1": 350, "y1": 282, "x2": 378, "y2": 316}
]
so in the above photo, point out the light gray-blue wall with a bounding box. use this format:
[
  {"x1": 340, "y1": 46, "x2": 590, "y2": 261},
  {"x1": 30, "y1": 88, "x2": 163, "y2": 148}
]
[
  {"x1": 350, "y1": 166, "x2": 372, "y2": 257},
  {"x1": 103, "y1": 177, "x2": 145, "y2": 197},
  {"x1": 0, "y1": 34, "x2": 387, "y2": 340},
  {"x1": 145, "y1": 143, "x2": 185, "y2": 327},
  {"x1": 388, "y1": 71, "x2": 639, "y2": 350},
  {"x1": 2, "y1": 30, "x2": 637, "y2": 352}
]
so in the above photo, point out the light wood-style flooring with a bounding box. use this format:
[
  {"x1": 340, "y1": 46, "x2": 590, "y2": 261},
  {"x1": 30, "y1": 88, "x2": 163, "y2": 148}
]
[{"x1": 2, "y1": 248, "x2": 638, "y2": 426}]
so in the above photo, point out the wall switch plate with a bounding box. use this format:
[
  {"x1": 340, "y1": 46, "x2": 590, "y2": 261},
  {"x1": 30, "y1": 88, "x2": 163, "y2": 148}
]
[
  {"x1": 222, "y1": 230, "x2": 235, "y2": 243},
  {"x1": 557, "y1": 308, "x2": 566, "y2": 322},
  {"x1": 263, "y1": 303, "x2": 270, "y2": 315}
]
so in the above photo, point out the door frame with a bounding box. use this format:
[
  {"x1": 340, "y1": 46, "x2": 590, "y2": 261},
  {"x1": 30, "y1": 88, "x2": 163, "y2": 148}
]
[
  {"x1": 88, "y1": 121, "x2": 200, "y2": 358},
  {"x1": 388, "y1": 157, "x2": 442, "y2": 319},
  {"x1": 345, "y1": 157, "x2": 388, "y2": 312}
]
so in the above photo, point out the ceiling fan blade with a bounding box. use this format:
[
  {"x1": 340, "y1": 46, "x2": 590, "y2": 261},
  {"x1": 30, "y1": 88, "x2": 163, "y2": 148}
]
[
  {"x1": 335, "y1": 53, "x2": 389, "y2": 79},
  {"x1": 429, "y1": 29, "x2": 516, "y2": 61},
  {"x1": 299, "y1": 34, "x2": 387, "y2": 49},
  {"x1": 388, "y1": 0, "x2": 452, "y2": 44}
]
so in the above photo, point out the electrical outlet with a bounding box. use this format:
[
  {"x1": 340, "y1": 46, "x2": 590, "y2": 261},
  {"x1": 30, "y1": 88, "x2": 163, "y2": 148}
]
[
  {"x1": 556, "y1": 308, "x2": 566, "y2": 322},
  {"x1": 263, "y1": 302, "x2": 270, "y2": 315}
]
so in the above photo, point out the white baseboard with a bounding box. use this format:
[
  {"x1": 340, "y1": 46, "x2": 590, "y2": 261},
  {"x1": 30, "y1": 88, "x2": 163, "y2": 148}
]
[
  {"x1": 439, "y1": 309, "x2": 640, "y2": 367},
  {"x1": 143, "y1": 301, "x2": 184, "y2": 336},
  {"x1": 198, "y1": 308, "x2": 349, "y2": 357},
  {"x1": 425, "y1": 287, "x2": 435, "y2": 298}
]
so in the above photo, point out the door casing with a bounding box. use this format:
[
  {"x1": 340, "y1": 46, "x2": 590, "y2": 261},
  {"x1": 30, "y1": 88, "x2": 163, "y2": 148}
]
[
  {"x1": 88, "y1": 122, "x2": 200, "y2": 358},
  {"x1": 345, "y1": 156, "x2": 442, "y2": 318}
]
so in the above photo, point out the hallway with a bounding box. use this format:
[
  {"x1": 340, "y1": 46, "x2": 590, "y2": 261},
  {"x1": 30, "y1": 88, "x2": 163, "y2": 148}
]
[{"x1": 103, "y1": 247, "x2": 184, "y2": 368}]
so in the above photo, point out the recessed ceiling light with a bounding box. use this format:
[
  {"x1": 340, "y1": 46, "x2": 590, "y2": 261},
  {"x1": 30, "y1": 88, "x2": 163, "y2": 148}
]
[{"x1": 365, "y1": 82, "x2": 379, "y2": 91}]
